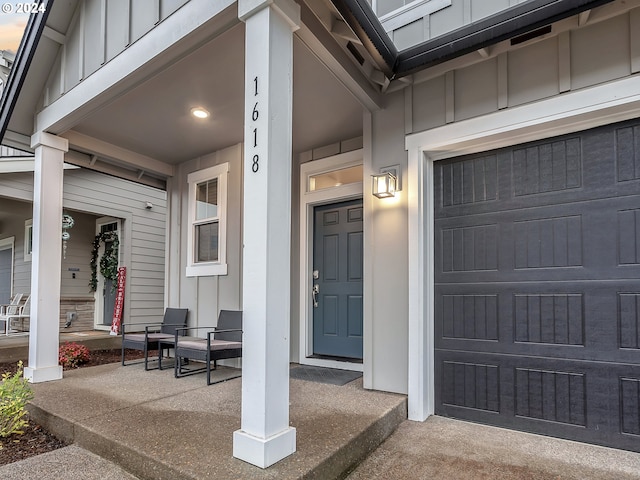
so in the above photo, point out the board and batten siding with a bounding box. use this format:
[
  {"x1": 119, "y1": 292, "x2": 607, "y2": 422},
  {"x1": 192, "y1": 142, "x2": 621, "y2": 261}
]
[
  {"x1": 378, "y1": 0, "x2": 529, "y2": 50},
  {"x1": 165, "y1": 143, "x2": 243, "y2": 332},
  {"x1": 409, "y1": 5, "x2": 640, "y2": 134},
  {"x1": 0, "y1": 168, "x2": 167, "y2": 327},
  {"x1": 43, "y1": 0, "x2": 189, "y2": 107}
]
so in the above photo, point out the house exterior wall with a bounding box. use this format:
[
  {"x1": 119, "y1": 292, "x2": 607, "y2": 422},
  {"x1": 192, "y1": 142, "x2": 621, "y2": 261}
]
[
  {"x1": 408, "y1": 5, "x2": 640, "y2": 133},
  {"x1": 42, "y1": 0, "x2": 189, "y2": 108},
  {"x1": 378, "y1": 0, "x2": 528, "y2": 50},
  {"x1": 165, "y1": 144, "x2": 243, "y2": 330},
  {"x1": 363, "y1": 2, "x2": 640, "y2": 396},
  {"x1": 0, "y1": 167, "x2": 167, "y2": 328},
  {"x1": 0, "y1": 197, "x2": 96, "y2": 331}
]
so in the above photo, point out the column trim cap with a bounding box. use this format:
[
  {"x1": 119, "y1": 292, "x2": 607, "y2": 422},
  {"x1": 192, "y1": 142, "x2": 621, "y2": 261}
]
[
  {"x1": 238, "y1": 0, "x2": 301, "y2": 31},
  {"x1": 31, "y1": 131, "x2": 69, "y2": 152}
]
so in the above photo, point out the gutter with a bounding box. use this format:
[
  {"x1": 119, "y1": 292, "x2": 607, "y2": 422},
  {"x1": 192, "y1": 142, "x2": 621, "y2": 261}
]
[
  {"x1": 0, "y1": 0, "x2": 53, "y2": 144},
  {"x1": 331, "y1": 0, "x2": 616, "y2": 80}
]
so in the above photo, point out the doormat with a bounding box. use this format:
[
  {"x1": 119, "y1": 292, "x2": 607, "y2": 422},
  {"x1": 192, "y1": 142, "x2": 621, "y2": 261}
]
[{"x1": 290, "y1": 365, "x2": 362, "y2": 386}]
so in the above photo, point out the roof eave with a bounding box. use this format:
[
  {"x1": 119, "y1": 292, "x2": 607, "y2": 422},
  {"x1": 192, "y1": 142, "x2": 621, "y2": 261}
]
[
  {"x1": 0, "y1": 0, "x2": 53, "y2": 146},
  {"x1": 330, "y1": 0, "x2": 617, "y2": 80}
]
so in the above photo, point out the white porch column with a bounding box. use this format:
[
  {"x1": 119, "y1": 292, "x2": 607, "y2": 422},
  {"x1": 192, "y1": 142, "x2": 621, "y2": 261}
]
[
  {"x1": 24, "y1": 132, "x2": 68, "y2": 383},
  {"x1": 234, "y1": 0, "x2": 300, "y2": 469}
]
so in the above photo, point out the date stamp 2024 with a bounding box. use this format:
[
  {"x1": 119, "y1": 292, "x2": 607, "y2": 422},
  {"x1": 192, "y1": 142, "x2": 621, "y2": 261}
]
[{"x1": 1, "y1": 3, "x2": 47, "y2": 14}]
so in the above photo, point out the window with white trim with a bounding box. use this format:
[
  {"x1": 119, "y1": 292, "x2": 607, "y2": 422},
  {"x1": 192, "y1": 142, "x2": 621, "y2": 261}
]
[
  {"x1": 24, "y1": 220, "x2": 32, "y2": 262},
  {"x1": 186, "y1": 163, "x2": 228, "y2": 276}
]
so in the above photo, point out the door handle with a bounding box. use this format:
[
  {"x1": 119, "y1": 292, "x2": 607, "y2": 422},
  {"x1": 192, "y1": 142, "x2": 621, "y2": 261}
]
[{"x1": 312, "y1": 284, "x2": 319, "y2": 308}]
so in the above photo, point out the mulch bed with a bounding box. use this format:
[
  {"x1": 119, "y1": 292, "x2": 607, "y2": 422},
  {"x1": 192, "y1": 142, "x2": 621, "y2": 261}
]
[{"x1": 0, "y1": 348, "x2": 150, "y2": 466}]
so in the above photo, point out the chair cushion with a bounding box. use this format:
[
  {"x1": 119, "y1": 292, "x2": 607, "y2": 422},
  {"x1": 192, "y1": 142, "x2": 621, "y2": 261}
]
[
  {"x1": 125, "y1": 333, "x2": 173, "y2": 342},
  {"x1": 176, "y1": 339, "x2": 208, "y2": 350},
  {"x1": 177, "y1": 339, "x2": 242, "y2": 351},
  {"x1": 210, "y1": 340, "x2": 242, "y2": 351}
]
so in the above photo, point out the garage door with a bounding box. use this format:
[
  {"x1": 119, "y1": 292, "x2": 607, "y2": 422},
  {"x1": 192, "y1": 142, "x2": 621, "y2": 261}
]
[{"x1": 434, "y1": 119, "x2": 640, "y2": 452}]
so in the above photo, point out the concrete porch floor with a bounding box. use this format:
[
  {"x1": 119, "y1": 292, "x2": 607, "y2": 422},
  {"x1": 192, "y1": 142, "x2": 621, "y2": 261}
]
[{"x1": 5, "y1": 363, "x2": 407, "y2": 479}]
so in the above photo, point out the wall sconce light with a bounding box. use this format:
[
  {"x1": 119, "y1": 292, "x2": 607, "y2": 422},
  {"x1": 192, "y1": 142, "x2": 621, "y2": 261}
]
[{"x1": 372, "y1": 172, "x2": 397, "y2": 198}]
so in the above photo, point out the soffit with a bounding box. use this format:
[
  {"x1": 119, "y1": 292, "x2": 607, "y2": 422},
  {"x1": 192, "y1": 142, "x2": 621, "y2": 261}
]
[{"x1": 69, "y1": 24, "x2": 364, "y2": 164}]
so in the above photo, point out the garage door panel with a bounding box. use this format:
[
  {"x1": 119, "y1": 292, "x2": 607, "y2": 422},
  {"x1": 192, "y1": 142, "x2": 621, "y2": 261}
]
[
  {"x1": 435, "y1": 119, "x2": 640, "y2": 452},
  {"x1": 436, "y1": 350, "x2": 640, "y2": 450},
  {"x1": 436, "y1": 132, "x2": 639, "y2": 220},
  {"x1": 437, "y1": 283, "x2": 639, "y2": 363},
  {"x1": 436, "y1": 202, "x2": 640, "y2": 284}
]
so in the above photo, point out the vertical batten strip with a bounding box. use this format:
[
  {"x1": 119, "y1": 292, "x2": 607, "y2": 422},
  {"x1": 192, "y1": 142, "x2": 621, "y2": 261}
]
[
  {"x1": 497, "y1": 53, "x2": 508, "y2": 109},
  {"x1": 100, "y1": 0, "x2": 107, "y2": 65},
  {"x1": 79, "y1": 1, "x2": 85, "y2": 81},
  {"x1": 445, "y1": 70, "x2": 454, "y2": 123},
  {"x1": 126, "y1": 0, "x2": 132, "y2": 47},
  {"x1": 558, "y1": 31, "x2": 571, "y2": 93},
  {"x1": 154, "y1": 0, "x2": 161, "y2": 25},
  {"x1": 631, "y1": 9, "x2": 640, "y2": 73}
]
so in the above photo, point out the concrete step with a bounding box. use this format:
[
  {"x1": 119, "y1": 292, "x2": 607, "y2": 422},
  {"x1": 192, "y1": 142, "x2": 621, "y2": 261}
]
[{"x1": 26, "y1": 363, "x2": 407, "y2": 480}]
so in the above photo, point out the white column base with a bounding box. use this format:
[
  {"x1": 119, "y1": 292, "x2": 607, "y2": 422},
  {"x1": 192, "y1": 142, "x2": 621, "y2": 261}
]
[
  {"x1": 24, "y1": 365, "x2": 63, "y2": 383},
  {"x1": 233, "y1": 427, "x2": 296, "y2": 468}
]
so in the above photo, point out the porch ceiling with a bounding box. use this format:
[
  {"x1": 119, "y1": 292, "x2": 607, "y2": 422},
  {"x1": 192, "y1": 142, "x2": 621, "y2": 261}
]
[{"x1": 69, "y1": 23, "x2": 364, "y2": 165}]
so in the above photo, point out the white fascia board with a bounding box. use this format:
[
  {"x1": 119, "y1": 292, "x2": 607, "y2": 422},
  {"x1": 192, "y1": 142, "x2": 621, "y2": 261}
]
[
  {"x1": 36, "y1": 0, "x2": 237, "y2": 135},
  {"x1": 0, "y1": 158, "x2": 79, "y2": 173},
  {"x1": 61, "y1": 130, "x2": 174, "y2": 177},
  {"x1": 406, "y1": 74, "x2": 640, "y2": 157},
  {"x1": 2, "y1": 129, "x2": 33, "y2": 153}
]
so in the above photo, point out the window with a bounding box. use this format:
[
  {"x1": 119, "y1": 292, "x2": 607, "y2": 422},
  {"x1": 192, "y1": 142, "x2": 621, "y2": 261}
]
[
  {"x1": 24, "y1": 220, "x2": 32, "y2": 262},
  {"x1": 186, "y1": 163, "x2": 228, "y2": 276}
]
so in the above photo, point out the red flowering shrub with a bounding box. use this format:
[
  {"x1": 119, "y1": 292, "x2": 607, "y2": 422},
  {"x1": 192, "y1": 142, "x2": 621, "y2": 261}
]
[{"x1": 58, "y1": 342, "x2": 90, "y2": 369}]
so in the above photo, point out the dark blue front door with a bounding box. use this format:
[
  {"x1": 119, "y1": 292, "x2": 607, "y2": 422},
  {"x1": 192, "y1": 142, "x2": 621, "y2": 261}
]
[{"x1": 313, "y1": 199, "x2": 363, "y2": 359}]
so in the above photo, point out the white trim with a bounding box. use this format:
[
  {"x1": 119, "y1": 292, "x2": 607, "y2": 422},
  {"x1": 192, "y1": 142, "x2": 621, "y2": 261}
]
[
  {"x1": 0, "y1": 159, "x2": 80, "y2": 173},
  {"x1": 406, "y1": 74, "x2": 640, "y2": 157},
  {"x1": 93, "y1": 217, "x2": 122, "y2": 331},
  {"x1": 0, "y1": 237, "x2": 15, "y2": 300},
  {"x1": 23, "y1": 220, "x2": 32, "y2": 262},
  {"x1": 299, "y1": 150, "x2": 363, "y2": 372},
  {"x1": 379, "y1": 0, "x2": 450, "y2": 33},
  {"x1": 186, "y1": 163, "x2": 229, "y2": 277},
  {"x1": 405, "y1": 74, "x2": 640, "y2": 422}
]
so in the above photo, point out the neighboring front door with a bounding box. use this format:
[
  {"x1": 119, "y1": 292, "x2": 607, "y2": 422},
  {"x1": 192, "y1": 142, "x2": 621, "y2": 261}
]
[
  {"x1": 312, "y1": 199, "x2": 363, "y2": 359},
  {"x1": 95, "y1": 219, "x2": 120, "y2": 328},
  {"x1": 0, "y1": 239, "x2": 13, "y2": 305}
]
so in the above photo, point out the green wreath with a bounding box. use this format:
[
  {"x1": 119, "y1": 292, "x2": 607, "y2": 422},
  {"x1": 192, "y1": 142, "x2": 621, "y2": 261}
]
[{"x1": 89, "y1": 231, "x2": 119, "y2": 292}]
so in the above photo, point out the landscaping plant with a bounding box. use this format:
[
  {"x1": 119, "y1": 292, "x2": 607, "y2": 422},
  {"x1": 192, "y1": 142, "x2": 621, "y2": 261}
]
[
  {"x1": 58, "y1": 342, "x2": 91, "y2": 368},
  {"x1": 0, "y1": 361, "x2": 34, "y2": 438}
]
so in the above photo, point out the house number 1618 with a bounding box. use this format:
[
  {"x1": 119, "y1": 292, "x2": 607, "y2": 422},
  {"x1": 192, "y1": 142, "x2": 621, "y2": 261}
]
[{"x1": 251, "y1": 76, "x2": 260, "y2": 173}]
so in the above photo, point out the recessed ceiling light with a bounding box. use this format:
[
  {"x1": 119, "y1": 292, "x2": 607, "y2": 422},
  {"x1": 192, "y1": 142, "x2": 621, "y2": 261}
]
[{"x1": 191, "y1": 107, "x2": 210, "y2": 119}]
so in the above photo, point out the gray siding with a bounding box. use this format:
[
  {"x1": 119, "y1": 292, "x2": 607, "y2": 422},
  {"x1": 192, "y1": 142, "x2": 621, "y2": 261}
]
[
  {"x1": 410, "y1": 9, "x2": 640, "y2": 134},
  {"x1": 0, "y1": 168, "x2": 167, "y2": 327},
  {"x1": 0, "y1": 146, "x2": 31, "y2": 157},
  {"x1": 43, "y1": 0, "x2": 189, "y2": 107},
  {"x1": 0, "y1": 198, "x2": 95, "y2": 298},
  {"x1": 166, "y1": 144, "x2": 243, "y2": 331},
  {"x1": 379, "y1": 0, "x2": 528, "y2": 51}
]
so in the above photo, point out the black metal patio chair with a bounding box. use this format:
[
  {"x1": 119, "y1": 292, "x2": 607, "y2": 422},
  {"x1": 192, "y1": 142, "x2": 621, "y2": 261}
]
[
  {"x1": 121, "y1": 307, "x2": 188, "y2": 370},
  {"x1": 173, "y1": 310, "x2": 242, "y2": 385}
]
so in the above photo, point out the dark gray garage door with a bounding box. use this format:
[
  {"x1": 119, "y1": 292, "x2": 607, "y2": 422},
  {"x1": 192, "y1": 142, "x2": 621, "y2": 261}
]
[{"x1": 434, "y1": 119, "x2": 640, "y2": 452}]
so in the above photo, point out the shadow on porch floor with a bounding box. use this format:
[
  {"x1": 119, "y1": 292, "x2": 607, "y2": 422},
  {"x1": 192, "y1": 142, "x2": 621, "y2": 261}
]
[{"x1": 16, "y1": 362, "x2": 407, "y2": 479}]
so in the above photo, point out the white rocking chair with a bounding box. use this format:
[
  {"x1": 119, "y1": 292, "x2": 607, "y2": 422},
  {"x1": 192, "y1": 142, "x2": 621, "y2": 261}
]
[{"x1": 0, "y1": 294, "x2": 30, "y2": 335}]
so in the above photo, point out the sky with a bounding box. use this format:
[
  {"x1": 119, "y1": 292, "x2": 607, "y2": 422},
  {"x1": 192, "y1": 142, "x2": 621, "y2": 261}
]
[{"x1": 0, "y1": 8, "x2": 28, "y2": 53}]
